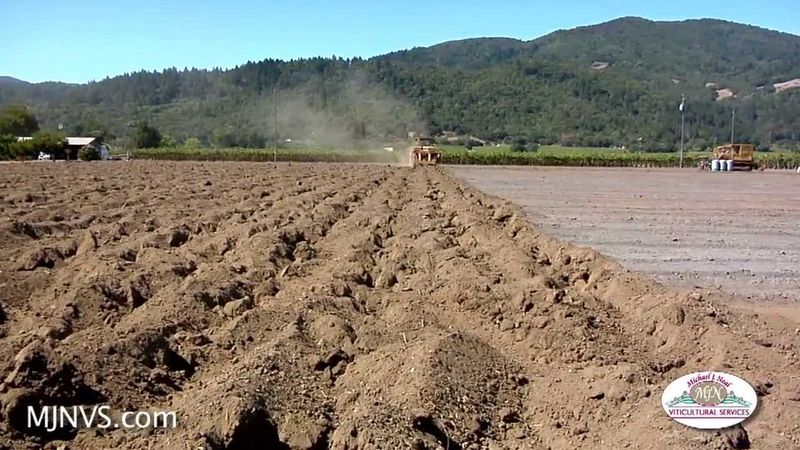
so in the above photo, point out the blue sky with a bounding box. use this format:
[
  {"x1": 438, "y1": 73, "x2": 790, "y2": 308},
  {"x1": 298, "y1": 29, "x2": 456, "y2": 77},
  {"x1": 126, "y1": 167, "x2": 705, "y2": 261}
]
[{"x1": 1, "y1": 0, "x2": 798, "y2": 83}]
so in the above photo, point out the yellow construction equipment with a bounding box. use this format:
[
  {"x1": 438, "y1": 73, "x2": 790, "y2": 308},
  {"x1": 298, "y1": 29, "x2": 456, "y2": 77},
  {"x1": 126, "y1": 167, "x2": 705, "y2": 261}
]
[
  {"x1": 712, "y1": 143, "x2": 757, "y2": 171},
  {"x1": 408, "y1": 137, "x2": 441, "y2": 167}
]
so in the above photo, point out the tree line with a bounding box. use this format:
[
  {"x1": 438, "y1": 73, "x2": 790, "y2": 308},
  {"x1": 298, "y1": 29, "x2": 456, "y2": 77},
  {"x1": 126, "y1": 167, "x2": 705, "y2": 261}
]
[
  {"x1": 2, "y1": 18, "x2": 800, "y2": 151},
  {"x1": 0, "y1": 105, "x2": 172, "y2": 159}
]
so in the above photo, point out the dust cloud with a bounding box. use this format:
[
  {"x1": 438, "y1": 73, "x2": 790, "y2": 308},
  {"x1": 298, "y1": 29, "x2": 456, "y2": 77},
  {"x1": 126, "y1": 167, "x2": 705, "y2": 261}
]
[{"x1": 252, "y1": 70, "x2": 425, "y2": 164}]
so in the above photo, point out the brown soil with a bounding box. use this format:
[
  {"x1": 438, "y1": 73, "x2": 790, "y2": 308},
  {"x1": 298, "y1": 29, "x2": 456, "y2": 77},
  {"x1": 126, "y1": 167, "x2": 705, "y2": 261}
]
[
  {"x1": 0, "y1": 161, "x2": 798, "y2": 450},
  {"x1": 453, "y1": 166, "x2": 800, "y2": 303},
  {"x1": 716, "y1": 88, "x2": 735, "y2": 101},
  {"x1": 774, "y1": 78, "x2": 800, "y2": 93}
]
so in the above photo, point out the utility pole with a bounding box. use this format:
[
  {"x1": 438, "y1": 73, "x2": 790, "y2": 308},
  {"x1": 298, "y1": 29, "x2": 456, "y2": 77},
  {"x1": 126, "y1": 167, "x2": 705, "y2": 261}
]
[
  {"x1": 730, "y1": 109, "x2": 735, "y2": 144},
  {"x1": 679, "y1": 95, "x2": 685, "y2": 168},
  {"x1": 272, "y1": 87, "x2": 278, "y2": 163}
]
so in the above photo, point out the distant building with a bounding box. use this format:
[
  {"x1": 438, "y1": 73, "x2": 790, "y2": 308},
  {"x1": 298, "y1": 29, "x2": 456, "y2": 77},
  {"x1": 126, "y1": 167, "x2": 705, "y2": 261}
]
[
  {"x1": 65, "y1": 137, "x2": 108, "y2": 160},
  {"x1": 17, "y1": 136, "x2": 109, "y2": 160}
]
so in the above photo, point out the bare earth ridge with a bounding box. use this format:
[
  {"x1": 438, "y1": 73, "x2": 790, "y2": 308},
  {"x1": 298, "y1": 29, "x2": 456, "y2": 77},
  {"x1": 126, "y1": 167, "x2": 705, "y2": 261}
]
[{"x1": 0, "y1": 162, "x2": 798, "y2": 449}]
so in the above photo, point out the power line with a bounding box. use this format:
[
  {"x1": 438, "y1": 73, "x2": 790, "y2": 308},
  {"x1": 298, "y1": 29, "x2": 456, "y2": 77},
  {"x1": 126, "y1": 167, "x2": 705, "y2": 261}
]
[
  {"x1": 679, "y1": 95, "x2": 685, "y2": 168},
  {"x1": 272, "y1": 86, "x2": 278, "y2": 163}
]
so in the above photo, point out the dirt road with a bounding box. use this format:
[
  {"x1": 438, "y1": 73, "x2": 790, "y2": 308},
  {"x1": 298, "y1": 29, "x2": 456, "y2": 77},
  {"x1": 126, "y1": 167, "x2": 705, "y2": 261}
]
[
  {"x1": 452, "y1": 166, "x2": 800, "y2": 303},
  {"x1": 0, "y1": 162, "x2": 798, "y2": 449}
]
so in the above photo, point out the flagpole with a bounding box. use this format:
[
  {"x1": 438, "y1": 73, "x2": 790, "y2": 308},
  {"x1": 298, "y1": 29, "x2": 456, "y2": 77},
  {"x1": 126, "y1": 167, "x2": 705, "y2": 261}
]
[{"x1": 679, "y1": 95, "x2": 685, "y2": 168}]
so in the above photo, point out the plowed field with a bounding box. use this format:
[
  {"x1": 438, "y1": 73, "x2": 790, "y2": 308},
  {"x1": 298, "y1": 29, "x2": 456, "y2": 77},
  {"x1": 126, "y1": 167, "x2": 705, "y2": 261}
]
[
  {"x1": 452, "y1": 166, "x2": 800, "y2": 303},
  {"x1": 0, "y1": 162, "x2": 798, "y2": 450}
]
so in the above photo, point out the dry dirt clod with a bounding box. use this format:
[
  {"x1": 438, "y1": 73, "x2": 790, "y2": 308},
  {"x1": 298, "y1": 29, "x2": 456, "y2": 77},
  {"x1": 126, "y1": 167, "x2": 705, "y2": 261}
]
[
  {"x1": 531, "y1": 315, "x2": 550, "y2": 329},
  {"x1": 279, "y1": 413, "x2": 331, "y2": 450},
  {"x1": 754, "y1": 338, "x2": 772, "y2": 348},
  {"x1": 546, "y1": 289, "x2": 565, "y2": 304},
  {"x1": 169, "y1": 225, "x2": 192, "y2": 247},
  {"x1": 222, "y1": 296, "x2": 255, "y2": 317},
  {"x1": 688, "y1": 292, "x2": 704, "y2": 301},
  {"x1": 752, "y1": 380, "x2": 773, "y2": 396},
  {"x1": 128, "y1": 275, "x2": 152, "y2": 308},
  {"x1": 668, "y1": 304, "x2": 686, "y2": 325},
  {"x1": 499, "y1": 407, "x2": 519, "y2": 423},
  {"x1": 119, "y1": 247, "x2": 138, "y2": 262},
  {"x1": 492, "y1": 208, "x2": 513, "y2": 222},
  {"x1": 17, "y1": 247, "x2": 67, "y2": 271},
  {"x1": 7, "y1": 337, "x2": 56, "y2": 376},
  {"x1": 411, "y1": 437, "x2": 426, "y2": 450},
  {"x1": 467, "y1": 415, "x2": 488, "y2": 436},
  {"x1": 77, "y1": 230, "x2": 98, "y2": 256},
  {"x1": 35, "y1": 319, "x2": 72, "y2": 340},
  {"x1": 499, "y1": 319, "x2": 515, "y2": 332},
  {"x1": 313, "y1": 348, "x2": 352, "y2": 373},
  {"x1": 722, "y1": 425, "x2": 751, "y2": 449},
  {"x1": 588, "y1": 391, "x2": 605, "y2": 400},
  {"x1": 572, "y1": 421, "x2": 590, "y2": 435}
]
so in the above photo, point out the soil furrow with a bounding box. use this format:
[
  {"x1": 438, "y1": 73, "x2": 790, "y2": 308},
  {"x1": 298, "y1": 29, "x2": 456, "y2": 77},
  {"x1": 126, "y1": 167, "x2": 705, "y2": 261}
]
[{"x1": 0, "y1": 162, "x2": 798, "y2": 450}]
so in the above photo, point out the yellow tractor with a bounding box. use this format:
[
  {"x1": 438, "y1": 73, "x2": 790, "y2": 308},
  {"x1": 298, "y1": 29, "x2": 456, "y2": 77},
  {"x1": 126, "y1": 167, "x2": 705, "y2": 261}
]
[
  {"x1": 711, "y1": 143, "x2": 757, "y2": 171},
  {"x1": 408, "y1": 137, "x2": 441, "y2": 167}
]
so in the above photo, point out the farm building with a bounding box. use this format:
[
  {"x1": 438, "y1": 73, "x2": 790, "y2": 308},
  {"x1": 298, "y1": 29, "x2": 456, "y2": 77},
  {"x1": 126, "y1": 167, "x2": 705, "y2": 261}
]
[
  {"x1": 17, "y1": 136, "x2": 109, "y2": 160},
  {"x1": 64, "y1": 137, "x2": 108, "y2": 160}
]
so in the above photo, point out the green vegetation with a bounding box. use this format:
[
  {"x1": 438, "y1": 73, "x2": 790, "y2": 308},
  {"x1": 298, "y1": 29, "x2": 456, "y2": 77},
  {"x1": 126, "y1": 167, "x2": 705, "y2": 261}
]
[
  {"x1": 133, "y1": 121, "x2": 163, "y2": 148},
  {"x1": 78, "y1": 144, "x2": 101, "y2": 161},
  {"x1": 0, "y1": 105, "x2": 67, "y2": 159},
  {"x1": 441, "y1": 146, "x2": 800, "y2": 168},
  {"x1": 0, "y1": 133, "x2": 17, "y2": 160},
  {"x1": 1, "y1": 18, "x2": 800, "y2": 151},
  {"x1": 0, "y1": 104, "x2": 40, "y2": 159},
  {"x1": 129, "y1": 145, "x2": 800, "y2": 169},
  {"x1": 0, "y1": 104, "x2": 39, "y2": 136},
  {"x1": 0, "y1": 106, "x2": 69, "y2": 159},
  {"x1": 441, "y1": 146, "x2": 698, "y2": 167},
  {"x1": 132, "y1": 147, "x2": 401, "y2": 164},
  {"x1": 3, "y1": 99, "x2": 797, "y2": 169},
  {"x1": 24, "y1": 132, "x2": 68, "y2": 159}
]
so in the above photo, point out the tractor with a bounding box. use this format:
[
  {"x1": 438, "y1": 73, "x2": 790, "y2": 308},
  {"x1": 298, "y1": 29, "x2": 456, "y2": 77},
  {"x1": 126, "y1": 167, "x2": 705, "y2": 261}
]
[{"x1": 408, "y1": 137, "x2": 441, "y2": 167}]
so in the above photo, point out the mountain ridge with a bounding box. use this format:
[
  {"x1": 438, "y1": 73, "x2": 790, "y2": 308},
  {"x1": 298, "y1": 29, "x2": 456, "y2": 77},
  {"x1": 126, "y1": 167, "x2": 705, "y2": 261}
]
[
  {"x1": 2, "y1": 16, "x2": 800, "y2": 150},
  {"x1": 5, "y1": 17, "x2": 800, "y2": 85}
]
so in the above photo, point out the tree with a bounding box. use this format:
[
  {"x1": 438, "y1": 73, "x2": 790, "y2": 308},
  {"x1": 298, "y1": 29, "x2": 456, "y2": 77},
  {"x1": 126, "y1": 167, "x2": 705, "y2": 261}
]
[
  {"x1": 134, "y1": 122, "x2": 162, "y2": 148},
  {"x1": 2, "y1": 20, "x2": 800, "y2": 148},
  {"x1": 510, "y1": 136, "x2": 529, "y2": 152},
  {"x1": 31, "y1": 132, "x2": 67, "y2": 159},
  {"x1": 0, "y1": 105, "x2": 39, "y2": 136},
  {"x1": 184, "y1": 137, "x2": 202, "y2": 148},
  {"x1": 32, "y1": 131, "x2": 67, "y2": 153},
  {"x1": 8, "y1": 132, "x2": 67, "y2": 159},
  {"x1": 78, "y1": 145, "x2": 101, "y2": 161},
  {"x1": 161, "y1": 135, "x2": 177, "y2": 148},
  {"x1": 0, "y1": 134, "x2": 16, "y2": 159},
  {"x1": 74, "y1": 117, "x2": 114, "y2": 140}
]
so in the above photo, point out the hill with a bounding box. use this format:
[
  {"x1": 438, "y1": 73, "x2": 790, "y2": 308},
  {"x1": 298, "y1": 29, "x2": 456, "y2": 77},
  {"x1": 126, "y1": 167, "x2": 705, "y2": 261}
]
[
  {"x1": 530, "y1": 18, "x2": 800, "y2": 89},
  {"x1": 0, "y1": 76, "x2": 27, "y2": 85},
  {"x1": 1, "y1": 17, "x2": 800, "y2": 150}
]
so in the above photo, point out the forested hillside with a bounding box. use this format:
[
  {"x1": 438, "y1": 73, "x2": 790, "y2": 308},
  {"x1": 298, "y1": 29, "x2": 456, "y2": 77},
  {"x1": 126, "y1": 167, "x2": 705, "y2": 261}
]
[{"x1": 2, "y1": 17, "x2": 800, "y2": 150}]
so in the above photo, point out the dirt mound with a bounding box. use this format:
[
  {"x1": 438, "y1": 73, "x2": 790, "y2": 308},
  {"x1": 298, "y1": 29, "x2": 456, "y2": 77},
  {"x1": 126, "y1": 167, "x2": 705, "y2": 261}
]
[
  {"x1": 774, "y1": 78, "x2": 800, "y2": 93},
  {"x1": 0, "y1": 162, "x2": 798, "y2": 449}
]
